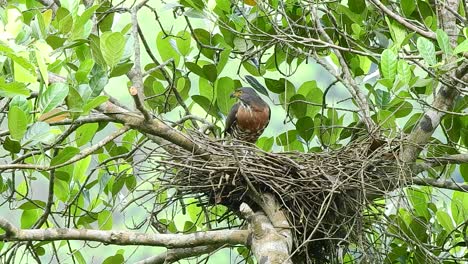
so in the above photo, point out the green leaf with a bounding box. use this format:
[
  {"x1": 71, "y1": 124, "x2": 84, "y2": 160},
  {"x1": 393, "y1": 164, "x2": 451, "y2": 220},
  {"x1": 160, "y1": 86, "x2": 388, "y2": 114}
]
[
  {"x1": 400, "y1": 0, "x2": 416, "y2": 17},
  {"x1": 76, "y1": 59, "x2": 95, "y2": 83},
  {"x1": 98, "y1": 210, "x2": 113, "y2": 230},
  {"x1": 90, "y1": 34, "x2": 107, "y2": 67},
  {"x1": 242, "y1": 60, "x2": 264, "y2": 76},
  {"x1": 35, "y1": 49, "x2": 48, "y2": 84},
  {"x1": 21, "y1": 209, "x2": 40, "y2": 228},
  {"x1": 289, "y1": 94, "x2": 307, "y2": 118},
  {"x1": 73, "y1": 156, "x2": 91, "y2": 184},
  {"x1": 380, "y1": 49, "x2": 397, "y2": 80},
  {"x1": 256, "y1": 137, "x2": 274, "y2": 151},
  {"x1": 3, "y1": 137, "x2": 21, "y2": 153},
  {"x1": 8, "y1": 106, "x2": 28, "y2": 140},
  {"x1": 100, "y1": 32, "x2": 126, "y2": 68},
  {"x1": 0, "y1": 78, "x2": 30, "y2": 97},
  {"x1": 72, "y1": 5, "x2": 99, "y2": 39},
  {"x1": 417, "y1": 37, "x2": 437, "y2": 66},
  {"x1": 397, "y1": 60, "x2": 412, "y2": 84},
  {"x1": 453, "y1": 39, "x2": 468, "y2": 54},
  {"x1": 461, "y1": 164, "x2": 468, "y2": 182},
  {"x1": 156, "y1": 32, "x2": 180, "y2": 66},
  {"x1": 54, "y1": 7, "x2": 73, "y2": 34},
  {"x1": 296, "y1": 117, "x2": 314, "y2": 142},
  {"x1": 102, "y1": 254, "x2": 124, "y2": 264},
  {"x1": 82, "y1": 95, "x2": 109, "y2": 115},
  {"x1": 217, "y1": 48, "x2": 231, "y2": 73},
  {"x1": 276, "y1": 130, "x2": 297, "y2": 146},
  {"x1": 19, "y1": 200, "x2": 46, "y2": 210},
  {"x1": 10, "y1": 96, "x2": 31, "y2": 115},
  {"x1": 451, "y1": 191, "x2": 468, "y2": 225},
  {"x1": 176, "y1": 30, "x2": 192, "y2": 56},
  {"x1": 22, "y1": 122, "x2": 54, "y2": 146},
  {"x1": 73, "y1": 251, "x2": 86, "y2": 264},
  {"x1": 89, "y1": 67, "x2": 108, "y2": 99},
  {"x1": 192, "y1": 95, "x2": 220, "y2": 118},
  {"x1": 406, "y1": 188, "x2": 431, "y2": 220},
  {"x1": 109, "y1": 62, "x2": 133, "y2": 77},
  {"x1": 436, "y1": 29, "x2": 452, "y2": 55},
  {"x1": 388, "y1": 100, "x2": 413, "y2": 118},
  {"x1": 348, "y1": 0, "x2": 365, "y2": 13},
  {"x1": 264, "y1": 78, "x2": 285, "y2": 93},
  {"x1": 39, "y1": 83, "x2": 69, "y2": 114},
  {"x1": 245, "y1": 75, "x2": 269, "y2": 97},
  {"x1": 216, "y1": 77, "x2": 235, "y2": 115},
  {"x1": 75, "y1": 123, "x2": 99, "y2": 147},
  {"x1": 436, "y1": 210, "x2": 454, "y2": 232},
  {"x1": 50, "y1": 146, "x2": 80, "y2": 166},
  {"x1": 185, "y1": 62, "x2": 205, "y2": 77},
  {"x1": 202, "y1": 64, "x2": 218, "y2": 82}
]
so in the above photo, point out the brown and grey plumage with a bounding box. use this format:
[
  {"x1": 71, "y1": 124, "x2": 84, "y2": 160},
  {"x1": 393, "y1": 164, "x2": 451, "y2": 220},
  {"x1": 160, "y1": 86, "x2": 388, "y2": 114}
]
[{"x1": 224, "y1": 87, "x2": 270, "y2": 143}]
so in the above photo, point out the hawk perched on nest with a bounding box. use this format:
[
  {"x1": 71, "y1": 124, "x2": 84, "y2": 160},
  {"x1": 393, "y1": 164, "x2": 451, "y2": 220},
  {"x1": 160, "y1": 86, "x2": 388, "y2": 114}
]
[{"x1": 225, "y1": 87, "x2": 270, "y2": 143}]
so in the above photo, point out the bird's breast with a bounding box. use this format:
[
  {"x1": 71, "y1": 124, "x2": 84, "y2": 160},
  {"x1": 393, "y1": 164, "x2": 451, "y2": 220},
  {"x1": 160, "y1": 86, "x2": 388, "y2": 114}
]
[{"x1": 236, "y1": 105, "x2": 270, "y2": 131}]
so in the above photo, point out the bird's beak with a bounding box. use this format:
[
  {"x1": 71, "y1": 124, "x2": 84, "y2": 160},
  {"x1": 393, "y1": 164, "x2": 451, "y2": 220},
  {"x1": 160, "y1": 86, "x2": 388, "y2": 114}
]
[{"x1": 230, "y1": 91, "x2": 240, "y2": 98}]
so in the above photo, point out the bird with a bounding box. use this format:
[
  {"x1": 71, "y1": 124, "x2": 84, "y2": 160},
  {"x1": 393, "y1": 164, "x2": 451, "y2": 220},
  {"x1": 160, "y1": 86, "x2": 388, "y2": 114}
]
[{"x1": 224, "y1": 87, "x2": 270, "y2": 143}]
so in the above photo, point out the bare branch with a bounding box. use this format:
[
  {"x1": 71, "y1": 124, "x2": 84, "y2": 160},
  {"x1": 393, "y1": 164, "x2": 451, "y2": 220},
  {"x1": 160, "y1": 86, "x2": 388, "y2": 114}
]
[
  {"x1": 127, "y1": 5, "x2": 153, "y2": 121},
  {"x1": 369, "y1": 0, "x2": 436, "y2": 40},
  {"x1": 97, "y1": 102, "x2": 206, "y2": 157},
  {"x1": 0, "y1": 126, "x2": 129, "y2": 171},
  {"x1": 0, "y1": 217, "x2": 248, "y2": 248},
  {"x1": 134, "y1": 245, "x2": 221, "y2": 264},
  {"x1": 311, "y1": 6, "x2": 376, "y2": 132},
  {"x1": 412, "y1": 178, "x2": 468, "y2": 192}
]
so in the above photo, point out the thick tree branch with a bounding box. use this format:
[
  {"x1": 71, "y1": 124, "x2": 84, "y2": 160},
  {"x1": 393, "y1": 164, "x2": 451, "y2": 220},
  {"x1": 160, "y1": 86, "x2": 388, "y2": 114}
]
[
  {"x1": 412, "y1": 153, "x2": 468, "y2": 174},
  {"x1": 97, "y1": 102, "x2": 207, "y2": 157},
  {"x1": 412, "y1": 178, "x2": 468, "y2": 192},
  {"x1": 400, "y1": 0, "x2": 461, "y2": 163},
  {"x1": 240, "y1": 202, "x2": 292, "y2": 264},
  {"x1": 0, "y1": 217, "x2": 248, "y2": 248}
]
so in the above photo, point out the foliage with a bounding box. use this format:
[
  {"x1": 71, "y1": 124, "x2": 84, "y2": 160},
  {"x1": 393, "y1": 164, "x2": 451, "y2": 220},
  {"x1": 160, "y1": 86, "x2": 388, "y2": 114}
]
[{"x1": 0, "y1": 0, "x2": 467, "y2": 263}]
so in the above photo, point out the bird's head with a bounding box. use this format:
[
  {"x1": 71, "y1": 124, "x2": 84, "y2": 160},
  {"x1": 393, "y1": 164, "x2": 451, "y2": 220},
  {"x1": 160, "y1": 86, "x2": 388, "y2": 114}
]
[{"x1": 230, "y1": 87, "x2": 263, "y2": 105}]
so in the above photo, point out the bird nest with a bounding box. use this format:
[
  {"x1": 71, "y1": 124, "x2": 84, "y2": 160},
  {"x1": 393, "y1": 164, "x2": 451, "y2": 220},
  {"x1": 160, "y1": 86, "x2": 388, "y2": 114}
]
[{"x1": 147, "y1": 132, "x2": 403, "y2": 262}]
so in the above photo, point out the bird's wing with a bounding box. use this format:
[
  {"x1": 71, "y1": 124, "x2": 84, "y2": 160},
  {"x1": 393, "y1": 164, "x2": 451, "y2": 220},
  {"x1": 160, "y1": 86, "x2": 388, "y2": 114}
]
[{"x1": 224, "y1": 103, "x2": 239, "y2": 135}]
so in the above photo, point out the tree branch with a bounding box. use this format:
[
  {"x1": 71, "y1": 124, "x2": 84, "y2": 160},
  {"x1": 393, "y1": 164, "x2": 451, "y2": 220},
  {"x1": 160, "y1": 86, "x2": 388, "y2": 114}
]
[
  {"x1": 412, "y1": 178, "x2": 468, "y2": 192},
  {"x1": 369, "y1": 0, "x2": 436, "y2": 40},
  {"x1": 134, "y1": 245, "x2": 221, "y2": 264},
  {"x1": 97, "y1": 102, "x2": 207, "y2": 157},
  {"x1": 128, "y1": 5, "x2": 152, "y2": 121},
  {"x1": 311, "y1": 6, "x2": 376, "y2": 132},
  {"x1": 400, "y1": 0, "x2": 461, "y2": 163},
  {"x1": 0, "y1": 217, "x2": 248, "y2": 248},
  {"x1": 240, "y1": 202, "x2": 292, "y2": 264}
]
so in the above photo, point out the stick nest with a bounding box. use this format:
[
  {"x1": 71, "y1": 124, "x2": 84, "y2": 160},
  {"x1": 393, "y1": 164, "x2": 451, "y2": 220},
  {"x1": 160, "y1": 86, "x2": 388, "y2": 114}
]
[{"x1": 149, "y1": 132, "x2": 402, "y2": 262}]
